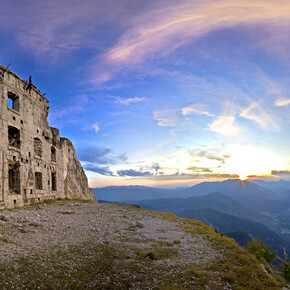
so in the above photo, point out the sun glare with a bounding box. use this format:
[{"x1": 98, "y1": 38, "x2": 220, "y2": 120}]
[
  {"x1": 222, "y1": 144, "x2": 286, "y2": 179},
  {"x1": 238, "y1": 174, "x2": 248, "y2": 181}
]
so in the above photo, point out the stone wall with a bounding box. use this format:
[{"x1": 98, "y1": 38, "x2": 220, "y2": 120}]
[{"x1": 0, "y1": 65, "x2": 96, "y2": 208}]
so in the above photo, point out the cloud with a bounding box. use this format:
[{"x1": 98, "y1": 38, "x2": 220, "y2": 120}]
[
  {"x1": 117, "y1": 169, "x2": 153, "y2": 177},
  {"x1": 274, "y1": 98, "x2": 290, "y2": 107},
  {"x1": 239, "y1": 102, "x2": 279, "y2": 131},
  {"x1": 78, "y1": 147, "x2": 127, "y2": 165},
  {"x1": 189, "y1": 149, "x2": 230, "y2": 164},
  {"x1": 78, "y1": 147, "x2": 112, "y2": 164},
  {"x1": 104, "y1": 0, "x2": 290, "y2": 67},
  {"x1": 187, "y1": 166, "x2": 212, "y2": 173},
  {"x1": 147, "y1": 172, "x2": 239, "y2": 181},
  {"x1": 181, "y1": 105, "x2": 214, "y2": 117},
  {"x1": 152, "y1": 163, "x2": 162, "y2": 174},
  {"x1": 113, "y1": 96, "x2": 146, "y2": 106},
  {"x1": 271, "y1": 170, "x2": 290, "y2": 179},
  {"x1": 153, "y1": 110, "x2": 178, "y2": 127},
  {"x1": 0, "y1": 0, "x2": 131, "y2": 59},
  {"x1": 83, "y1": 164, "x2": 113, "y2": 176},
  {"x1": 93, "y1": 123, "x2": 100, "y2": 133},
  {"x1": 209, "y1": 115, "x2": 241, "y2": 137}
]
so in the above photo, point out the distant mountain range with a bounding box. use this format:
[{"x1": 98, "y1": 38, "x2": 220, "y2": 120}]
[
  {"x1": 130, "y1": 192, "x2": 279, "y2": 231},
  {"x1": 94, "y1": 178, "x2": 290, "y2": 257},
  {"x1": 94, "y1": 179, "x2": 290, "y2": 211},
  {"x1": 252, "y1": 179, "x2": 290, "y2": 195}
]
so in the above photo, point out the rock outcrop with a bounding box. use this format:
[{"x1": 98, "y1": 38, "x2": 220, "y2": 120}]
[{"x1": 0, "y1": 64, "x2": 96, "y2": 208}]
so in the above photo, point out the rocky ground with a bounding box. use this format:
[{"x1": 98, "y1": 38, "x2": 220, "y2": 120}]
[
  {"x1": 0, "y1": 200, "x2": 287, "y2": 289},
  {"x1": 0, "y1": 200, "x2": 217, "y2": 264}
]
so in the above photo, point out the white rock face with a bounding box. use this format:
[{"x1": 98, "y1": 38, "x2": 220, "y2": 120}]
[{"x1": 0, "y1": 65, "x2": 96, "y2": 208}]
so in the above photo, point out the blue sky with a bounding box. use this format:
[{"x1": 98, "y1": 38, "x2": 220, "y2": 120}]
[{"x1": 1, "y1": 0, "x2": 290, "y2": 187}]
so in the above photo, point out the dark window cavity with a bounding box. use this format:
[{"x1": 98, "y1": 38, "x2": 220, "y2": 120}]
[
  {"x1": 35, "y1": 172, "x2": 43, "y2": 190},
  {"x1": 51, "y1": 172, "x2": 57, "y2": 191},
  {"x1": 8, "y1": 126, "x2": 20, "y2": 149},
  {"x1": 34, "y1": 138, "x2": 42, "y2": 157},
  {"x1": 51, "y1": 146, "x2": 56, "y2": 163},
  {"x1": 8, "y1": 163, "x2": 21, "y2": 194}
]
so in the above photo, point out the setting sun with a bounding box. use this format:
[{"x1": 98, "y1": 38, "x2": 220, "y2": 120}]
[{"x1": 220, "y1": 144, "x2": 287, "y2": 181}]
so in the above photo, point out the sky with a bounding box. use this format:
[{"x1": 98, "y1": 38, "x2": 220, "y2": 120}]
[{"x1": 1, "y1": 0, "x2": 290, "y2": 188}]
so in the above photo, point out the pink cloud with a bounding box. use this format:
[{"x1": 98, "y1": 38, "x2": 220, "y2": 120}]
[{"x1": 104, "y1": 0, "x2": 290, "y2": 66}]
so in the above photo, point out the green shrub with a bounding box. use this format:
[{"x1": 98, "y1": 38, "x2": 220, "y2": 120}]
[
  {"x1": 281, "y1": 257, "x2": 290, "y2": 281},
  {"x1": 247, "y1": 238, "x2": 277, "y2": 263}
]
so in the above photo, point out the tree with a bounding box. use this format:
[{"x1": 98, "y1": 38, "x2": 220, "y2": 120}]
[{"x1": 247, "y1": 238, "x2": 277, "y2": 263}]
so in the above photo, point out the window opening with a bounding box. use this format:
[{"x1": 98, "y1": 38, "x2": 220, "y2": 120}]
[
  {"x1": 8, "y1": 163, "x2": 21, "y2": 194},
  {"x1": 35, "y1": 172, "x2": 43, "y2": 190},
  {"x1": 8, "y1": 126, "x2": 20, "y2": 149},
  {"x1": 7, "y1": 92, "x2": 20, "y2": 111},
  {"x1": 51, "y1": 172, "x2": 57, "y2": 191},
  {"x1": 34, "y1": 138, "x2": 42, "y2": 157},
  {"x1": 51, "y1": 146, "x2": 56, "y2": 163}
]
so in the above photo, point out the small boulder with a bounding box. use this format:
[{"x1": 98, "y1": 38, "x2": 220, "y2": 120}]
[
  {"x1": 0, "y1": 215, "x2": 9, "y2": 222},
  {"x1": 135, "y1": 221, "x2": 144, "y2": 228}
]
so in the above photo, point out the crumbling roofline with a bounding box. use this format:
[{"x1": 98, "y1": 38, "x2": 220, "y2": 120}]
[{"x1": 0, "y1": 64, "x2": 49, "y2": 103}]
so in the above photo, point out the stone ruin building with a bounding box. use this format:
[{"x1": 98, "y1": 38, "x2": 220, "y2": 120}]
[{"x1": 0, "y1": 64, "x2": 95, "y2": 209}]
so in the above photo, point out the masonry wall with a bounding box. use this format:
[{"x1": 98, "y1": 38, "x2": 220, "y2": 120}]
[{"x1": 0, "y1": 65, "x2": 96, "y2": 209}]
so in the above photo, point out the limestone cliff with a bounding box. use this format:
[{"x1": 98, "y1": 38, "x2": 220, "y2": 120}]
[{"x1": 61, "y1": 138, "x2": 95, "y2": 201}]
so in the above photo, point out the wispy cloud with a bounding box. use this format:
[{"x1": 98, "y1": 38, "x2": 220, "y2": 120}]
[
  {"x1": 271, "y1": 170, "x2": 290, "y2": 179},
  {"x1": 181, "y1": 104, "x2": 214, "y2": 117},
  {"x1": 0, "y1": 0, "x2": 130, "y2": 59},
  {"x1": 187, "y1": 166, "x2": 213, "y2": 173},
  {"x1": 209, "y1": 115, "x2": 241, "y2": 137},
  {"x1": 145, "y1": 173, "x2": 239, "y2": 181},
  {"x1": 274, "y1": 98, "x2": 290, "y2": 107},
  {"x1": 153, "y1": 110, "x2": 179, "y2": 127},
  {"x1": 78, "y1": 147, "x2": 127, "y2": 165},
  {"x1": 113, "y1": 96, "x2": 146, "y2": 106},
  {"x1": 84, "y1": 164, "x2": 114, "y2": 176},
  {"x1": 105, "y1": 0, "x2": 290, "y2": 67},
  {"x1": 239, "y1": 102, "x2": 279, "y2": 131},
  {"x1": 117, "y1": 169, "x2": 153, "y2": 177},
  {"x1": 189, "y1": 149, "x2": 231, "y2": 164}
]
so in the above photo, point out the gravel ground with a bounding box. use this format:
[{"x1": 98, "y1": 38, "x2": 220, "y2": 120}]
[{"x1": 0, "y1": 200, "x2": 219, "y2": 265}]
